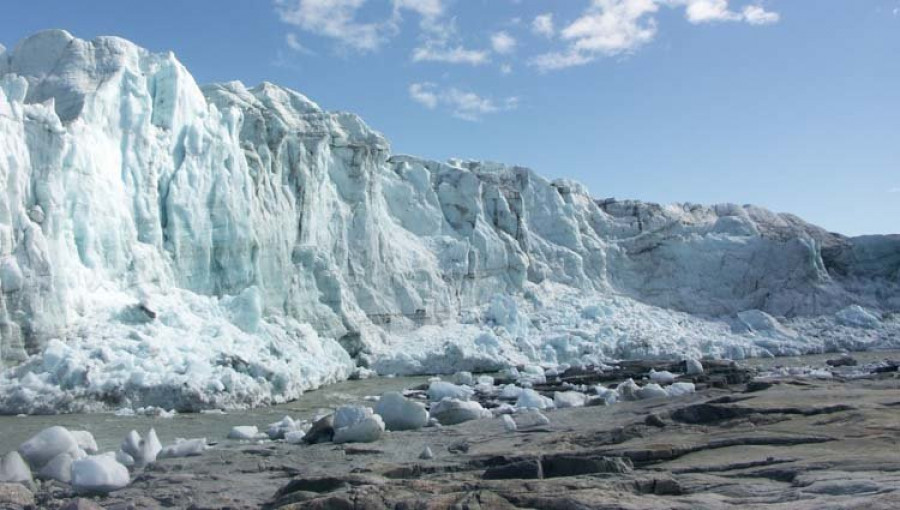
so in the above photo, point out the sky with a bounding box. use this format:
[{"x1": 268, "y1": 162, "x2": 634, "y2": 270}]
[{"x1": 1, "y1": 0, "x2": 898, "y2": 235}]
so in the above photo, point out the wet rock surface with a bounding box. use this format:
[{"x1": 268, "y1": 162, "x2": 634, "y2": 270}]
[{"x1": 14, "y1": 361, "x2": 899, "y2": 509}]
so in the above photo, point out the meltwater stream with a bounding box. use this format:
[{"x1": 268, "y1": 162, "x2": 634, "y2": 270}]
[
  {"x1": 0, "y1": 375, "x2": 429, "y2": 455},
  {"x1": 3, "y1": 350, "x2": 898, "y2": 456}
]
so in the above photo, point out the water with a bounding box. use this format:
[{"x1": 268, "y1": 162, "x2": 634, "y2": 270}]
[
  {"x1": 3, "y1": 349, "x2": 898, "y2": 456},
  {"x1": 0, "y1": 375, "x2": 429, "y2": 455}
]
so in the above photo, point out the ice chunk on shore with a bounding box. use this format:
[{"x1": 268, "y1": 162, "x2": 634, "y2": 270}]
[
  {"x1": 649, "y1": 370, "x2": 676, "y2": 384},
  {"x1": 0, "y1": 451, "x2": 32, "y2": 483},
  {"x1": 120, "y1": 429, "x2": 162, "y2": 467},
  {"x1": 70, "y1": 431, "x2": 99, "y2": 454},
  {"x1": 39, "y1": 451, "x2": 81, "y2": 483},
  {"x1": 430, "y1": 398, "x2": 492, "y2": 425},
  {"x1": 553, "y1": 391, "x2": 586, "y2": 408},
  {"x1": 374, "y1": 392, "x2": 429, "y2": 431},
  {"x1": 115, "y1": 450, "x2": 135, "y2": 468},
  {"x1": 516, "y1": 389, "x2": 555, "y2": 410},
  {"x1": 71, "y1": 454, "x2": 130, "y2": 493},
  {"x1": 594, "y1": 386, "x2": 619, "y2": 405},
  {"x1": 267, "y1": 416, "x2": 306, "y2": 440},
  {"x1": 666, "y1": 382, "x2": 696, "y2": 397},
  {"x1": 427, "y1": 381, "x2": 474, "y2": 402},
  {"x1": 499, "y1": 384, "x2": 524, "y2": 400},
  {"x1": 452, "y1": 371, "x2": 475, "y2": 386},
  {"x1": 501, "y1": 414, "x2": 517, "y2": 432},
  {"x1": 158, "y1": 438, "x2": 208, "y2": 458},
  {"x1": 228, "y1": 426, "x2": 261, "y2": 440},
  {"x1": 685, "y1": 359, "x2": 704, "y2": 375},
  {"x1": 332, "y1": 406, "x2": 385, "y2": 443},
  {"x1": 516, "y1": 408, "x2": 551, "y2": 428},
  {"x1": 635, "y1": 383, "x2": 670, "y2": 400},
  {"x1": 18, "y1": 426, "x2": 79, "y2": 468}
]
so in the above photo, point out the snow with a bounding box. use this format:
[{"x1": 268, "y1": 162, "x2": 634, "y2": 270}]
[
  {"x1": 70, "y1": 454, "x2": 130, "y2": 493},
  {"x1": 430, "y1": 398, "x2": 492, "y2": 425},
  {"x1": 0, "y1": 451, "x2": 32, "y2": 483},
  {"x1": 18, "y1": 426, "x2": 79, "y2": 468},
  {"x1": 0, "y1": 30, "x2": 898, "y2": 414},
  {"x1": 332, "y1": 405, "x2": 385, "y2": 443},
  {"x1": 374, "y1": 391, "x2": 429, "y2": 431}
]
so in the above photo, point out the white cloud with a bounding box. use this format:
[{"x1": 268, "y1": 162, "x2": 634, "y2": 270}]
[
  {"x1": 412, "y1": 45, "x2": 490, "y2": 65},
  {"x1": 409, "y1": 13, "x2": 491, "y2": 65},
  {"x1": 500, "y1": 63, "x2": 513, "y2": 74},
  {"x1": 531, "y1": 0, "x2": 781, "y2": 71},
  {"x1": 408, "y1": 82, "x2": 518, "y2": 121},
  {"x1": 285, "y1": 33, "x2": 315, "y2": 54},
  {"x1": 532, "y1": 0, "x2": 659, "y2": 71},
  {"x1": 392, "y1": 0, "x2": 444, "y2": 21},
  {"x1": 491, "y1": 31, "x2": 517, "y2": 54},
  {"x1": 531, "y1": 50, "x2": 593, "y2": 71},
  {"x1": 275, "y1": 0, "x2": 387, "y2": 52},
  {"x1": 742, "y1": 4, "x2": 780, "y2": 25},
  {"x1": 532, "y1": 13, "x2": 555, "y2": 37},
  {"x1": 274, "y1": 0, "x2": 781, "y2": 72},
  {"x1": 275, "y1": 0, "x2": 451, "y2": 53},
  {"x1": 682, "y1": 0, "x2": 740, "y2": 24},
  {"x1": 671, "y1": 1, "x2": 780, "y2": 25},
  {"x1": 409, "y1": 82, "x2": 439, "y2": 109},
  {"x1": 889, "y1": 187, "x2": 900, "y2": 193}
]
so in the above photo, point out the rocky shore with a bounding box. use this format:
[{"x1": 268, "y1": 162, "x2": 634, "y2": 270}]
[{"x1": 2, "y1": 356, "x2": 899, "y2": 509}]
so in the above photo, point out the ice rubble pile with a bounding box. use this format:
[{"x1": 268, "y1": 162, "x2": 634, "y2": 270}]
[
  {"x1": 0, "y1": 31, "x2": 898, "y2": 413},
  {"x1": 0, "y1": 425, "x2": 208, "y2": 493}
]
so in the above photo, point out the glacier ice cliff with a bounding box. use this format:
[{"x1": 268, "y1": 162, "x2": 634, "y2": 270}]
[{"x1": 0, "y1": 31, "x2": 897, "y2": 413}]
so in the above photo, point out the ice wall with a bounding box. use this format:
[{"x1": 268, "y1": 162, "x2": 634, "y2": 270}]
[{"x1": 0, "y1": 31, "x2": 896, "y2": 412}]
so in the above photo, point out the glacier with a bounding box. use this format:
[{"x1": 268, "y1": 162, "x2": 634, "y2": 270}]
[{"x1": 0, "y1": 30, "x2": 897, "y2": 414}]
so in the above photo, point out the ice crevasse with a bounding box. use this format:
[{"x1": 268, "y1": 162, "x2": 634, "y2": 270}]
[{"x1": 0, "y1": 31, "x2": 898, "y2": 414}]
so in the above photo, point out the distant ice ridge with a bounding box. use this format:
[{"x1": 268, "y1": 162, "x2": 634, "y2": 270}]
[{"x1": 0, "y1": 31, "x2": 898, "y2": 413}]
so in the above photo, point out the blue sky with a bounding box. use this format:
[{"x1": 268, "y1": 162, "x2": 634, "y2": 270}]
[{"x1": 1, "y1": 0, "x2": 898, "y2": 235}]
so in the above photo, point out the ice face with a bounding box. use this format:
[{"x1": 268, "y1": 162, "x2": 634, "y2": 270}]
[{"x1": 0, "y1": 31, "x2": 898, "y2": 414}]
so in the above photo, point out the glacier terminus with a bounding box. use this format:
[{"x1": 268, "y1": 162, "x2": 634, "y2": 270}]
[{"x1": 0, "y1": 30, "x2": 898, "y2": 414}]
